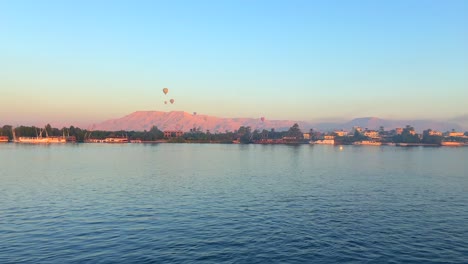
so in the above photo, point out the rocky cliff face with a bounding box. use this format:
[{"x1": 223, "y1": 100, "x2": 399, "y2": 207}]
[
  {"x1": 90, "y1": 111, "x2": 465, "y2": 133},
  {"x1": 91, "y1": 111, "x2": 308, "y2": 132}
]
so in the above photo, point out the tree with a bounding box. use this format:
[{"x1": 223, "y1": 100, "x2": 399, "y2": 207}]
[
  {"x1": 353, "y1": 130, "x2": 367, "y2": 141},
  {"x1": 1, "y1": 125, "x2": 13, "y2": 140},
  {"x1": 379, "y1": 126, "x2": 385, "y2": 135},
  {"x1": 395, "y1": 125, "x2": 420, "y2": 143},
  {"x1": 45, "y1": 124, "x2": 52, "y2": 136},
  {"x1": 287, "y1": 123, "x2": 303, "y2": 139},
  {"x1": 149, "y1": 126, "x2": 164, "y2": 140},
  {"x1": 422, "y1": 129, "x2": 442, "y2": 144},
  {"x1": 237, "y1": 126, "x2": 252, "y2": 143}
]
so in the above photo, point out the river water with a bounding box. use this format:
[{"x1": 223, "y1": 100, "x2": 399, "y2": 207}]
[{"x1": 0, "y1": 144, "x2": 467, "y2": 263}]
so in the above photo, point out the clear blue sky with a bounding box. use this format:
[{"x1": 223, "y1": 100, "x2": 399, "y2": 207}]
[{"x1": 1, "y1": 0, "x2": 467, "y2": 126}]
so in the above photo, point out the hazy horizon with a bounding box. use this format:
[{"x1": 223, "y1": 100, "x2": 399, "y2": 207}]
[
  {"x1": 2, "y1": 110, "x2": 467, "y2": 132},
  {"x1": 1, "y1": 1, "x2": 467, "y2": 125}
]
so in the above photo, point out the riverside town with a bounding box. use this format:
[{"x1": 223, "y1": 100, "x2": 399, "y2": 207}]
[{"x1": 1, "y1": 123, "x2": 467, "y2": 147}]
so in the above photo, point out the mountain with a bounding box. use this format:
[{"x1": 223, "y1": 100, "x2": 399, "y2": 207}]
[
  {"x1": 317, "y1": 117, "x2": 463, "y2": 132},
  {"x1": 450, "y1": 115, "x2": 468, "y2": 131},
  {"x1": 91, "y1": 111, "x2": 309, "y2": 132},
  {"x1": 91, "y1": 111, "x2": 465, "y2": 133}
]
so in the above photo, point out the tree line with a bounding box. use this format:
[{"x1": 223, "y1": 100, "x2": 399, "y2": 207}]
[
  {"x1": 0, "y1": 123, "x2": 306, "y2": 143},
  {"x1": 1, "y1": 123, "x2": 466, "y2": 144},
  {"x1": 0, "y1": 124, "x2": 165, "y2": 142}
]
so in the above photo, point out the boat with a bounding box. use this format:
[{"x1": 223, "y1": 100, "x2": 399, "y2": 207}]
[
  {"x1": 15, "y1": 136, "x2": 66, "y2": 144},
  {"x1": 0, "y1": 136, "x2": 9, "y2": 142},
  {"x1": 12, "y1": 127, "x2": 66, "y2": 144},
  {"x1": 84, "y1": 131, "x2": 128, "y2": 143},
  {"x1": 16, "y1": 137, "x2": 51, "y2": 143},
  {"x1": 85, "y1": 138, "x2": 106, "y2": 143},
  {"x1": 104, "y1": 137, "x2": 128, "y2": 143},
  {"x1": 46, "y1": 136, "x2": 67, "y2": 143},
  {"x1": 313, "y1": 139, "x2": 335, "y2": 145},
  {"x1": 441, "y1": 141, "x2": 463, "y2": 147},
  {"x1": 353, "y1": 140, "x2": 382, "y2": 146}
]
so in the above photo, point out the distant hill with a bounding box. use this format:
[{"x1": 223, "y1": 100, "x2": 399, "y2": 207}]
[
  {"x1": 91, "y1": 111, "x2": 309, "y2": 132},
  {"x1": 340, "y1": 117, "x2": 463, "y2": 132},
  {"x1": 450, "y1": 115, "x2": 468, "y2": 131},
  {"x1": 91, "y1": 111, "x2": 466, "y2": 133}
]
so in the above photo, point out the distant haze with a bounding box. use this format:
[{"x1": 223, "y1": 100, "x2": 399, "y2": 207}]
[{"x1": 91, "y1": 111, "x2": 465, "y2": 133}]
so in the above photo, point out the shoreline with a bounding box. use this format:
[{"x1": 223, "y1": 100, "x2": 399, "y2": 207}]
[{"x1": 1, "y1": 141, "x2": 466, "y2": 147}]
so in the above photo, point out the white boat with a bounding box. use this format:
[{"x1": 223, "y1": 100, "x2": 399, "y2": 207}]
[
  {"x1": 13, "y1": 127, "x2": 66, "y2": 144},
  {"x1": 104, "y1": 137, "x2": 128, "y2": 143},
  {"x1": 15, "y1": 136, "x2": 66, "y2": 144},
  {"x1": 313, "y1": 139, "x2": 335, "y2": 145},
  {"x1": 353, "y1": 140, "x2": 382, "y2": 146},
  {"x1": 440, "y1": 142, "x2": 463, "y2": 147},
  {"x1": 16, "y1": 137, "x2": 51, "y2": 143}
]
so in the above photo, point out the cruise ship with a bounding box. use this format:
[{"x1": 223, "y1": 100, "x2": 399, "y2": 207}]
[
  {"x1": 312, "y1": 139, "x2": 335, "y2": 145},
  {"x1": 353, "y1": 140, "x2": 382, "y2": 146},
  {"x1": 440, "y1": 141, "x2": 463, "y2": 147},
  {"x1": 13, "y1": 127, "x2": 66, "y2": 144},
  {"x1": 104, "y1": 137, "x2": 129, "y2": 143},
  {"x1": 15, "y1": 136, "x2": 66, "y2": 144},
  {"x1": 312, "y1": 135, "x2": 335, "y2": 145},
  {"x1": 84, "y1": 137, "x2": 128, "y2": 143}
]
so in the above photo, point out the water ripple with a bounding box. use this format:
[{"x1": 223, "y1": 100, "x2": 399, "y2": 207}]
[{"x1": 0, "y1": 144, "x2": 467, "y2": 263}]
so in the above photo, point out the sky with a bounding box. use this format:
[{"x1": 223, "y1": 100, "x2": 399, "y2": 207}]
[{"x1": 1, "y1": 0, "x2": 467, "y2": 127}]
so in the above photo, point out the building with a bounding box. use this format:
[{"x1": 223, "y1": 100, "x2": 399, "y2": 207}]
[
  {"x1": 351, "y1": 126, "x2": 363, "y2": 134},
  {"x1": 164, "y1": 130, "x2": 184, "y2": 138},
  {"x1": 428, "y1": 130, "x2": 442, "y2": 136},
  {"x1": 363, "y1": 130, "x2": 380, "y2": 139},
  {"x1": 334, "y1": 130, "x2": 348, "y2": 137},
  {"x1": 303, "y1": 133, "x2": 311, "y2": 140},
  {"x1": 445, "y1": 131, "x2": 464, "y2": 137}
]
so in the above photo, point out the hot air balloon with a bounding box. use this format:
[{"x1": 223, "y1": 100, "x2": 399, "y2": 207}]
[
  {"x1": 164, "y1": 101, "x2": 167, "y2": 104},
  {"x1": 170, "y1": 99, "x2": 174, "y2": 104},
  {"x1": 162, "y1": 88, "x2": 168, "y2": 95},
  {"x1": 193, "y1": 112, "x2": 197, "y2": 116},
  {"x1": 260, "y1": 117, "x2": 265, "y2": 122}
]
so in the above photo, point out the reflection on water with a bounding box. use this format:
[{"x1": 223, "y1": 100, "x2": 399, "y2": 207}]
[{"x1": 1, "y1": 144, "x2": 467, "y2": 263}]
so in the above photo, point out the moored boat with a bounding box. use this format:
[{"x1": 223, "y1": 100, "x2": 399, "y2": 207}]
[
  {"x1": 12, "y1": 127, "x2": 66, "y2": 144},
  {"x1": 104, "y1": 137, "x2": 128, "y2": 143},
  {"x1": 440, "y1": 141, "x2": 463, "y2": 147},
  {"x1": 0, "y1": 136, "x2": 9, "y2": 142},
  {"x1": 15, "y1": 136, "x2": 66, "y2": 143},
  {"x1": 313, "y1": 139, "x2": 335, "y2": 145},
  {"x1": 353, "y1": 140, "x2": 382, "y2": 146}
]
